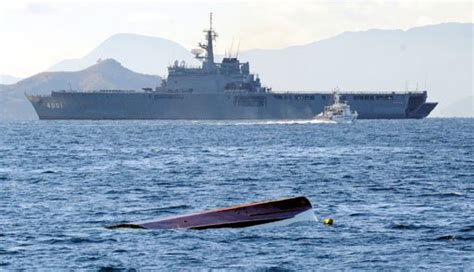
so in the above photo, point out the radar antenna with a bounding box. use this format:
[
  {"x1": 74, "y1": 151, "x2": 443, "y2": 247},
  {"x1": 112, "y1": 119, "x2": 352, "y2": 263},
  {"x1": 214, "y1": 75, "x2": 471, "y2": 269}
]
[
  {"x1": 229, "y1": 38, "x2": 234, "y2": 58},
  {"x1": 236, "y1": 39, "x2": 241, "y2": 58},
  {"x1": 333, "y1": 87, "x2": 341, "y2": 104},
  {"x1": 199, "y1": 12, "x2": 217, "y2": 71},
  {"x1": 210, "y1": 12, "x2": 213, "y2": 31},
  {"x1": 191, "y1": 48, "x2": 205, "y2": 59}
]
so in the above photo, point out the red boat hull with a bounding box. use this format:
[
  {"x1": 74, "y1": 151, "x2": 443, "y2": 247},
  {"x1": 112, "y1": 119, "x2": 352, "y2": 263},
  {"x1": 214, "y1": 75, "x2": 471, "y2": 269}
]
[{"x1": 107, "y1": 196, "x2": 313, "y2": 230}]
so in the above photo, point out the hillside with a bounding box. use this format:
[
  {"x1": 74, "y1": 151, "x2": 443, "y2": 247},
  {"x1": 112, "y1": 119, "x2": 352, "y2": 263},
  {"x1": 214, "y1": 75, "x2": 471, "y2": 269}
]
[
  {"x1": 437, "y1": 96, "x2": 473, "y2": 117},
  {"x1": 0, "y1": 59, "x2": 161, "y2": 120},
  {"x1": 0, "y1": 74, "x2": 21, "y2": 85}
]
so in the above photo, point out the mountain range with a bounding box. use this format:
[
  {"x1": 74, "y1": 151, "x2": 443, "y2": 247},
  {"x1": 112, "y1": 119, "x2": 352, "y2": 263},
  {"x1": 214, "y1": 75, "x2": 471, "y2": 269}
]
[
  {"x1": 0, "y1": 59, "x2": 161, "y2": 120},
  {"x1": 1, "y1": 22, "x2": 472, "y2": 120},
  {"x1": 0, "y1": 75, "x2": 21, "y2": 85}
]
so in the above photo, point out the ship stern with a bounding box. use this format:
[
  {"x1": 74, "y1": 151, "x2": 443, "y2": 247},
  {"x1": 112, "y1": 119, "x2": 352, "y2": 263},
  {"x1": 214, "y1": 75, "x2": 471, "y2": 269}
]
[{"x1": 406, "y1": 91, "x2": 438, "y2": 119}]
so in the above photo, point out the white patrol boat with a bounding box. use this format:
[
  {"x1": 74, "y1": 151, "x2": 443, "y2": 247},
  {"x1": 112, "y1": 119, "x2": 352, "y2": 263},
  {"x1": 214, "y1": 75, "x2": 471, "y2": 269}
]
[{"x1": 314, "y1": 91, "x2": 358, "y2": 123}]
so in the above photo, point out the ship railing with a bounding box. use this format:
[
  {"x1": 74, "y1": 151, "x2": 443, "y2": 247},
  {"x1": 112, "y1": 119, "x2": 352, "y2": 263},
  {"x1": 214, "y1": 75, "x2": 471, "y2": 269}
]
[
  {"x1": 272, "y1": 90, "x2": 428, "y2": 95},
  {"x1": 25, "y1": 93, "x2": 50, "y2": 98},
  {"x1": 49, "y1": 89, "x2": 138, "y2": 94}
]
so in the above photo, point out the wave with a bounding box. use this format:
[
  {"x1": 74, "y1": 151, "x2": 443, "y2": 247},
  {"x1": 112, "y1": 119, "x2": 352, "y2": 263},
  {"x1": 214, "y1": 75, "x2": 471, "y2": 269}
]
[
  {"x1": 256, "y1": 119, "x2": 337, "y2": 125},
  {"x1": 191, "y1": 119, "x2": 337, "y2": 125},
  {"x1": 389, "y1": 223, "x2": 434, "y2": 230},
  {"x1": 435, "y1": 234, "x2": 474, "y2": 241}
]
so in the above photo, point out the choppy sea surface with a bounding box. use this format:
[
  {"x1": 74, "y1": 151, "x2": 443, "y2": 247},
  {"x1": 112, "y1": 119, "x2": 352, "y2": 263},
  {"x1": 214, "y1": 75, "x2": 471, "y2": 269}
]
[{"x1": 0, "y1": 119, "x2": 473, "y2": 270}]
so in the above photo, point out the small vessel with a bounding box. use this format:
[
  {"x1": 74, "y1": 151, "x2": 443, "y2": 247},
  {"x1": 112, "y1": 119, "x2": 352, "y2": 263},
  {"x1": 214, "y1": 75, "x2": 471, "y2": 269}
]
[
  {"x1": 314, "y1": 91, "x2": 358, "y2": 123},
  {"x1": 106, "y1": 196, "x2": 315, "y2": 230}
]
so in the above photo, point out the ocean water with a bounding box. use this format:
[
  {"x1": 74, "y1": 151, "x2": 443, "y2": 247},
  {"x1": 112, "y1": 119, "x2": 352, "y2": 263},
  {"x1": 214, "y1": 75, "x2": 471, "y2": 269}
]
[{"x1": 0, "y1": 119, "x2": 473, "y2": 270}]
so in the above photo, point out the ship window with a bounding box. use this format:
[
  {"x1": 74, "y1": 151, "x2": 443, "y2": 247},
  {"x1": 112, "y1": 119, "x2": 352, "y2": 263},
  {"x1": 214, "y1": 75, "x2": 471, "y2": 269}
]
[
  {"x1": 297, "y1": 95, "x2": 311, "y2": 100},
  {"x1": 362, "y1": 95, "x2": 375, "y2": 100},
  {"x1": 322, "y1": 95, "x2": 326, "y2": 100}
]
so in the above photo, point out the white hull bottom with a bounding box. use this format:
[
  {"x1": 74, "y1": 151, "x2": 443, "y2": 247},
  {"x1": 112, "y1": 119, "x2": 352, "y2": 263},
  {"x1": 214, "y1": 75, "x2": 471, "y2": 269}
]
[{"x1": 250, "y1": 209, "x2": 317, "y2": 229}]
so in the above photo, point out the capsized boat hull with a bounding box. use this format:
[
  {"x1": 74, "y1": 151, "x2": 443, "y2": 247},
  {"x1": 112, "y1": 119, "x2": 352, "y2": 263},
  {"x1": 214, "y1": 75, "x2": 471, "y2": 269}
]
[{"x1": 107, "y1": 196, "x2": 314, "y2": 230}]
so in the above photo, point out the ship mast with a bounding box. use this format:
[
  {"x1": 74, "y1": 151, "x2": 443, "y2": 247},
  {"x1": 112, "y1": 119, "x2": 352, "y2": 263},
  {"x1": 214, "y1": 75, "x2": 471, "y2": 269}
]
[
  {"x1": 207, "y1": 12, "x2": 215, "y2": 64},
  {"x1": 198, "y1": 12, "x2": 217, "y2": 72}
]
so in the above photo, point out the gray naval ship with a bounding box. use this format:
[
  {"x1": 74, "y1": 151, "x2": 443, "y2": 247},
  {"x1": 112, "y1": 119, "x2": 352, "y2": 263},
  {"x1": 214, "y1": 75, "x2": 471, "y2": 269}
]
[{"x1": 27, "y1": 15, "x2": 437, "y2": 120}]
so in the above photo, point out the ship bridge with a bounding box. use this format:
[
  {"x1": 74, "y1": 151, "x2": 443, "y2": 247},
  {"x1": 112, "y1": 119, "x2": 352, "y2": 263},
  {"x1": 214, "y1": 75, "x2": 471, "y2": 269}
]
[{"x1": 158, "y1": 13, "x2": 266, "y2": 94}]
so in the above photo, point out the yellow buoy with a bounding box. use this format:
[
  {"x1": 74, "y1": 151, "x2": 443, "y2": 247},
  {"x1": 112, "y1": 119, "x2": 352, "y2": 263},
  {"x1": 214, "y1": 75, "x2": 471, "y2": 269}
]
[{"x1": 323, "y1": 218, "x2": 334, "y2": 225}]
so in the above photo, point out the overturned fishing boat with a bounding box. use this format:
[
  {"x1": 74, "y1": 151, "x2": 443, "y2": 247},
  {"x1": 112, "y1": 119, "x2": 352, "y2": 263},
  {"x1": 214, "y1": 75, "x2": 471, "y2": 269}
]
[{"x1": 106, "y1": 196, "x2": 315, "y2": 230}]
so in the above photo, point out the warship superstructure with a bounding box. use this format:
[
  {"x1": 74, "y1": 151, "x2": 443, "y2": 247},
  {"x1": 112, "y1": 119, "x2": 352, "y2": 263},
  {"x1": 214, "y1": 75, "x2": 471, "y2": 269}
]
[{"x1": 27, "y1": 14, "x2": 437, "y2": 120}]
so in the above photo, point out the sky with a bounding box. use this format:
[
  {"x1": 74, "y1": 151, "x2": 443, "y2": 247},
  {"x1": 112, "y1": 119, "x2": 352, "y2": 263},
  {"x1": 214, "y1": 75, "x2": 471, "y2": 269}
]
[{"x1": 0, "y1": 0, "x2": 472, "y2": 78}]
